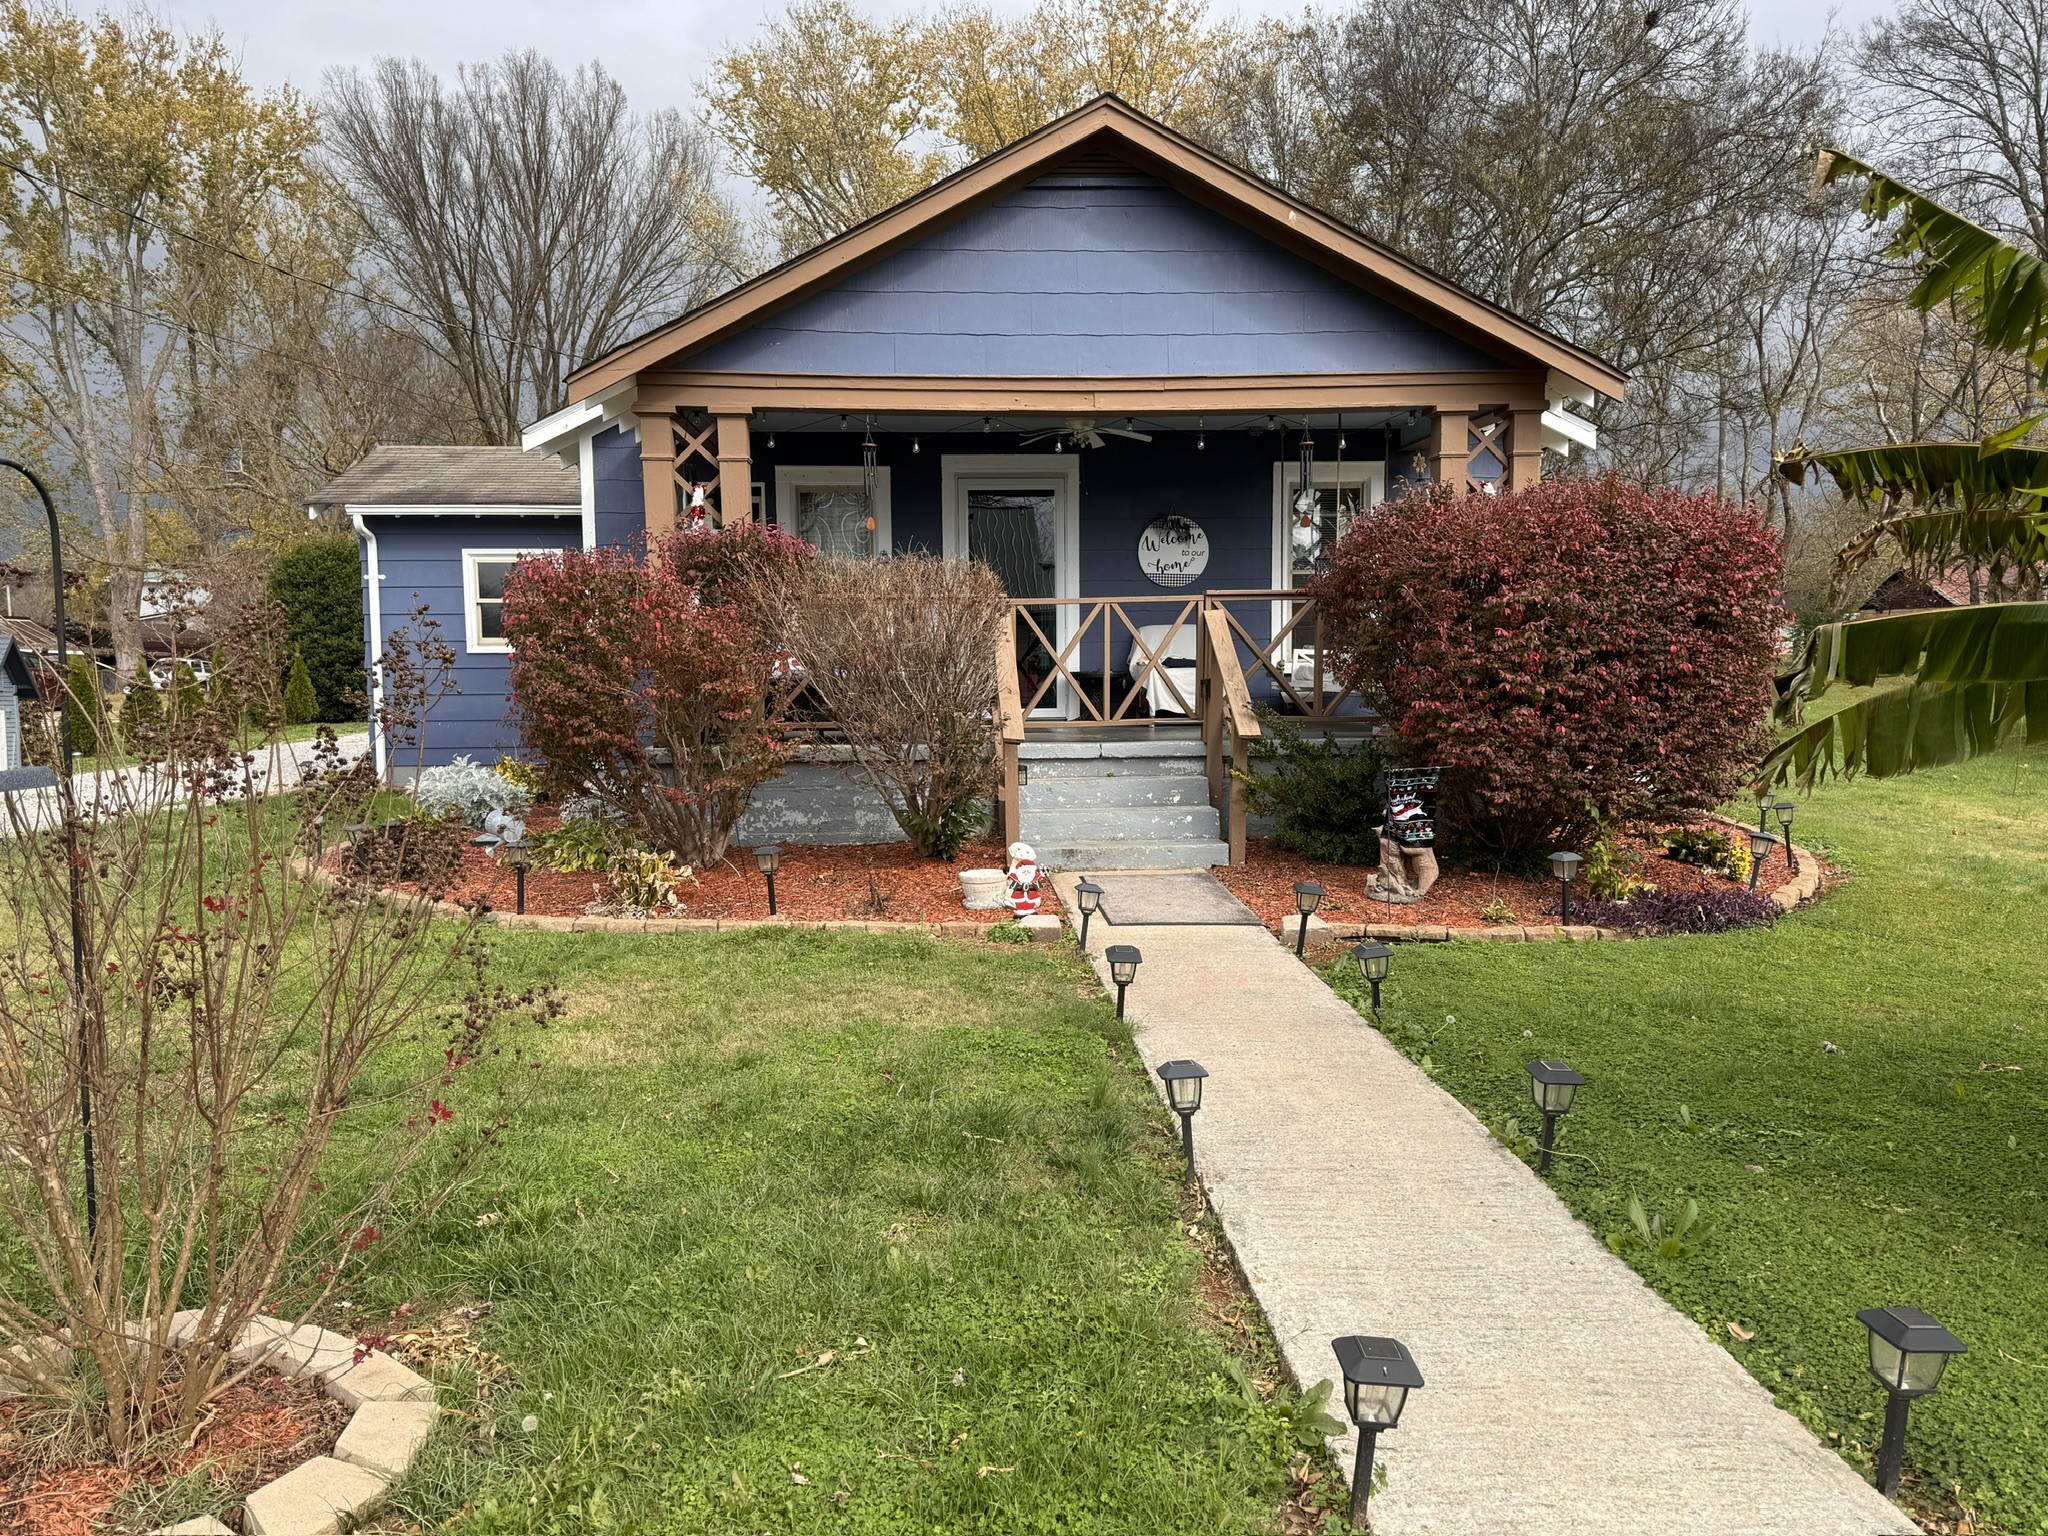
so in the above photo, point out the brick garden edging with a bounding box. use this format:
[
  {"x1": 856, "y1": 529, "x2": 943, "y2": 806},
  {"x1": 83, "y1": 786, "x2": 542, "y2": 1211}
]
[{"x1": 142, "y1": 1313, "x2": 439, "y2": 1536}]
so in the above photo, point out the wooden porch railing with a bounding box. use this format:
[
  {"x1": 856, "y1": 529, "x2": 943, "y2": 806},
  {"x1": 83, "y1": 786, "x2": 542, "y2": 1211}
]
[
  {"x1": 1197, "y1": 605, "x2": 1261, "y2": 864},
  {"x1": 994, "y1": 627, "x2": 1026, "y2": 846}
]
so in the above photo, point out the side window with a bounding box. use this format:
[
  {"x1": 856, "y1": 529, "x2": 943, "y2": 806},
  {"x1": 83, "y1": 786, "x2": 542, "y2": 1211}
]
[{"x1": 464, "y1": 550, "x2": 558, "y2": 653}]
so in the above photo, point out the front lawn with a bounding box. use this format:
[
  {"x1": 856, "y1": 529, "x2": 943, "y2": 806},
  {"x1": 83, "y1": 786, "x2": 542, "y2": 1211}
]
[
  {"x1": 1326, "y1": 748, "x2": 2048, "y2": 1533},
  {"x1": 354, "y1": 928, "x2": 1321, "y2": 1534}
]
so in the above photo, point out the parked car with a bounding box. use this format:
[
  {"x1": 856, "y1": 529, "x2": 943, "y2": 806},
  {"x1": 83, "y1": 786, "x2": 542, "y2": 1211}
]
[{"x1": 148, "y1": 657, "x2": 212, "y2": 690}]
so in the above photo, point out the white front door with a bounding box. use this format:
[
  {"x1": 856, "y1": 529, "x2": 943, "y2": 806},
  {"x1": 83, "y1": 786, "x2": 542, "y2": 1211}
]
[{"x1": 943, "y1": 456, "x2": 1079, "y2": 717}]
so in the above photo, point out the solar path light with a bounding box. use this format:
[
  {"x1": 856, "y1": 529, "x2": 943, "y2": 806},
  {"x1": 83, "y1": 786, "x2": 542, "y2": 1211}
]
[
  {"x1": 1774, "y1": 799, "x2": 1797, "y2": 867},
  {"x1": 1105, "y1": 944, "x2": 1142, "y2": 1019},
  {"x1": 1747, "y1": 829, "x2": 1778, "y2": 891},
  {"x1": 1857, "y1": 1305, "x2": 1966, "y2": 1498},
  {"x1": 1293, "y1": 881, "x2": 1326, "y2": 956},
  {"x1": 1524, "y1": 1059, "x2": 1585, "y2": 1174},
  {"x1": 1155, "y1": 1059, "x2": 1207, "y2": 1180},
  {"x1": 1352, "y1": 942, "x2": 1392, "y2": 1012},
  {"x1": 1548, "y1": 851, "x2": 1583, "y2": 927},
  {"x1": 1331, "y1": 1334, "x2": 1424, "y2": 1530},
  {"x1": 754, "y1": 843, "x2": 782, "y2": 915},
  {"x1": 1074, "y1": 879, "x2": 1104, "y2": 948}
]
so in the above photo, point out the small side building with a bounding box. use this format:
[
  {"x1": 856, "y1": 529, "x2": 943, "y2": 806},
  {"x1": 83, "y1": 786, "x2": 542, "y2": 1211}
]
[
  {"x1": 308, "y1": 445, "x2": 581, "y2": 782},
  {"x1": 0, "y1": 633, "x2": 38, "y2": 770}
]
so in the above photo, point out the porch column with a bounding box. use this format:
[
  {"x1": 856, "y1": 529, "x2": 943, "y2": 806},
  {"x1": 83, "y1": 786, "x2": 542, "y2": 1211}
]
[
  {"x1": 715, "y1": 412, "x2": 754, "y2": 524},
  {"x1": 1510, "y1": 408, "x2": 1544, "y2": 489},
  {"x1": 1430, "y1": 411, "x2": 1469, "y2": 496},
  {"x1": 636, "y1": 412, "x2": 678, "y2": 537}
]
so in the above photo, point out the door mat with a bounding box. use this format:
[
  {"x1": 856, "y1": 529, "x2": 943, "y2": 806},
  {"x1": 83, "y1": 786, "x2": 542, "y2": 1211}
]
[{"x1": 1092, "y1": 872, "x2": 1264, "y2": 926}]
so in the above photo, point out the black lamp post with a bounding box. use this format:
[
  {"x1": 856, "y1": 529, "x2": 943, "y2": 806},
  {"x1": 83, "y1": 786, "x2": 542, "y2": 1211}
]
[
  {"x1": 1352, "y1": 941, "x2": 1392, "y2": 1012},
  {"x1": 1293, "y1": 881, "x2": 1326, "y2": 956},
  {"x1": 754, "y1": 843, "x2": 781, "y2": 915},
  {"x1": 1332, "y1": 1334, "x2": 1424, "y2": 1531},
  {"x1": 1524, "y1": 1059, "x2": 1585, "y2": 1174},
  {"x1": 1106, "y1": 944, "x2": 1142, "y2": 1019},
  {"x1": 2, "y1": 457, "x2": 93, "y2": 1241},
  {"x1": 1856, "y1": 1305, "x2": 1966, "y2": 1497},
  {"x1": 1549, "y1": 851, "x2": 1583, "y2": 927},
  {"x1": 1774, "y1": 799, "x2": 1796, "y2": 867},
  {"x1": 1156, "y1": 1058, "x2": 1207, "y2": 1180},
  {"x1": 1747, "y1": 828, "x2": 1778, "y2": 891},
  {"x1": 1074, "y1": 878, "x2": 1103, "y2": 948},
  {"x1": 504, "y1": 837, "x2": 532, "y2": 915}
]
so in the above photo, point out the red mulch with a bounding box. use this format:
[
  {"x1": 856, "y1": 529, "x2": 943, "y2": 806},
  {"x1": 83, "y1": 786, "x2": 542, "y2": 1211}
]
[
  {"x1": 1213, "y1": 825, "x2": 1801, "y2": 933},
  {"x1": 0, "y1": 1369, "x2": 349, "y2": 1536},
  {"x1": 345, "y1": 813, "x2": 1060, "y2": 926}
]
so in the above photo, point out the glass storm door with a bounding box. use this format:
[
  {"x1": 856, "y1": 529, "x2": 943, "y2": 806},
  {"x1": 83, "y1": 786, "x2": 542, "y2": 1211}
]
[{"x1": 967, "y1": 486, "x2": 1062, "y2": 715}]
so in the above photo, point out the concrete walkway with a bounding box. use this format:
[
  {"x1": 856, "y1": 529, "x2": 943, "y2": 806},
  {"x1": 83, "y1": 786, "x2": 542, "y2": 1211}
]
[
  {"x1": 0, "y1": 730, "x2": 371, "y2": 836},
  {"x1": 1051, "y1": 870, "x2": 1914, "y2": 1536}
]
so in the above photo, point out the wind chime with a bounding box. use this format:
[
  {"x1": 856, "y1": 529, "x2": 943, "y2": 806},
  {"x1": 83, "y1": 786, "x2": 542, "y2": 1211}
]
[
  {"x1": 1291, "y1": 424, "x2": 1321, "y2": 564},
  {"x1": 860, "y1": 420, "x2": 880, "y2": 545}
]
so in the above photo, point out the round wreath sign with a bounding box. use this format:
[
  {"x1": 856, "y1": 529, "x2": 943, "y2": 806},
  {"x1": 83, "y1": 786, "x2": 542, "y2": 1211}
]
[{"x1": 1137, "y1": 515, "x2": 1209, "y2": 588}]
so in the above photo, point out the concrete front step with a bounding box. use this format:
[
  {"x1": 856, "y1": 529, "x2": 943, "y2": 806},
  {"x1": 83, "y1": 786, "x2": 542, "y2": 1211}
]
[
  {"x1": 1021, "y1": 775, "x2": 1210, "y2": 809},
  {"x1": 1019, "y1": 756, "x2": 1207, "y2": 783},
  {"x1": 1024, "y1": 805, "x2": 1220, "y2": 843},
  {"x1": 1034, "y1": 839, "x2": 1228, "y2": 870},
  {"x1": 1017, "y1": 738, "x2": 1204, "y2": 761}
]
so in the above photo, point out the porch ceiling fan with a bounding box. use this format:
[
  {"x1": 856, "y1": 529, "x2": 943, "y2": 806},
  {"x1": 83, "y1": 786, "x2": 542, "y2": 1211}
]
[{"x1": 1019, "y1": 417, "x2": 1153, "y2": 449}]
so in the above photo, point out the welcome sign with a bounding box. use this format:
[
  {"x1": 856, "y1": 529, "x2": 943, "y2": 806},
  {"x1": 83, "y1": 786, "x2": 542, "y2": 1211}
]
[{"x1": 1137, "y1": 515, "x2": 1210, "y2": 588}]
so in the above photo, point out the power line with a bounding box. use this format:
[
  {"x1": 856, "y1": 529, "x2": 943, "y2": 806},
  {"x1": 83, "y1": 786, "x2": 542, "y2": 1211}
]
[{"x1": 0, "y1": 154, "x2": 580, "y2": 370}]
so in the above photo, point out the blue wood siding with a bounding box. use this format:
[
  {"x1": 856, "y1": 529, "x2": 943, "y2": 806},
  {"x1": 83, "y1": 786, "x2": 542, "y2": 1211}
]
[
  {"x1": 362, "y1": 513, "x2": 580, "y2": 769},
  {"x1": 686, "y1": 176, "x2": 1500, "y2": 377},
  {"x1": 591, "y1": 425, "x2": 644, "y2": 549}
]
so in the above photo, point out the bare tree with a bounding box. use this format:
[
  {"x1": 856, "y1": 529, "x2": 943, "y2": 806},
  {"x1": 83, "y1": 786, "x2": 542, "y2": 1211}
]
[
  {"x1": 323, "y1": 50, "x2": 748, "y2": 443},
  {"x1": 1859, "y1": 0, "x2": 2048, "y2": 252}
]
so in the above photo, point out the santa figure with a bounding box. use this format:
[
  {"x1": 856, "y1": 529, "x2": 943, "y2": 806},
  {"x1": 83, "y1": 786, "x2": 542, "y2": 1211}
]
[
  {"x1": 686, "y1": 482, "x2": 712, "y2": 527},
  {"x1": 1005, "y1": 841, "x2": 1042, "y2": 919}
]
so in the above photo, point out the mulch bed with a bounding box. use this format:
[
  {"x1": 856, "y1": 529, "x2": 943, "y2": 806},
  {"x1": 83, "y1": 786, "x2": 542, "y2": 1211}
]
[
  {"x1": 1213, "y1": 825, "x2": 1802, "y2": 933},
  {"x1": 0, "y1": 1368, "x2": 350, "y2": 1536},
  {"x1": 346, "y1": 813, "x2": 1059, "y2": 927}
]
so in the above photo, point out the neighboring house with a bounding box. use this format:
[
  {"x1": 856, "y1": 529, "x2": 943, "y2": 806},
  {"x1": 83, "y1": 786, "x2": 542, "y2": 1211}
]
[
  {"x1": 327, "y1": 96, "x2": 1627, "y2": 861},
  {"x1": 0, "y1": 633, "x2": 37, "y2": 770},
  {"x1": 1859, "y1": 566, "x2": 2013, "y2": 614}
]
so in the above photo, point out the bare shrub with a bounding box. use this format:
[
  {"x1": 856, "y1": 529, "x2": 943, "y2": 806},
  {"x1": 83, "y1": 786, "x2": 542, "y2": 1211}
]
[
  {"x1": 791, "y1": 555, "x2": 1008, "y2": 858},
  {"x1": 0, "y1": 593, "x2": 554, "y2": 1459}
]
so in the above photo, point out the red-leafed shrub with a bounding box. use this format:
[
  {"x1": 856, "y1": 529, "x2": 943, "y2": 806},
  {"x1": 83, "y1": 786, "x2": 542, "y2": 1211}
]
[
  {"x1": 502, "y1": 523, "x2": 812, "y2": 864},
  {"x1": 1313, "y1": 478, "x2": 1784, "y2": 857}
]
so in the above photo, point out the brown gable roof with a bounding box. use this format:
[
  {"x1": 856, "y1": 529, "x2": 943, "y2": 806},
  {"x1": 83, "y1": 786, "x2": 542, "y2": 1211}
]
[
  {"x1": 308, "y1": 445, "x2": 578, "y2": 509},
  {"x1": 569, "y1": 95, "x2": 1626, "y2": 401}
]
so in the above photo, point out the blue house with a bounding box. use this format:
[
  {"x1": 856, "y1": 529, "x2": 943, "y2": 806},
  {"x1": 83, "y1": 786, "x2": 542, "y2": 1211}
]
[{"x1": 324, "y1": 96, "x2": 1624, "y2": 865}]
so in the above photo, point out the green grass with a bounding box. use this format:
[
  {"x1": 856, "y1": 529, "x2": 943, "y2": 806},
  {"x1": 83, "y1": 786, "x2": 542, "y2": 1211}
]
[
  {"x1": 1323, "y1": 747, "x2": 2048, "y2": 1533},
  {"x1": 341, "y1": 928, "x2": 1321, "y2": 1536}
]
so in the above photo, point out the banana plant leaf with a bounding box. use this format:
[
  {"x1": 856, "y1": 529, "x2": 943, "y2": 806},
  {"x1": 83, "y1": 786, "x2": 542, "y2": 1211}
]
[
  {"x1": 1778, "y1": 440, "x2": 2048, "y2": 510},
  {"x1": 1817, "y1": 148, "x2": 2048, "y2": 370},
  {"x1": 1763, "y1": 602, "x2": 2048, "y2": 786},
  {"x1": 1834, "y1": 503, "x2": 2048, "y2": 579}
]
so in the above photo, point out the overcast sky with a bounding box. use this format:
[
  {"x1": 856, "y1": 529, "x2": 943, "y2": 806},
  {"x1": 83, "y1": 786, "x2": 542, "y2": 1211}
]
[{"x1": 169, "y1": 0, "x2": 1887, "y2": 117}]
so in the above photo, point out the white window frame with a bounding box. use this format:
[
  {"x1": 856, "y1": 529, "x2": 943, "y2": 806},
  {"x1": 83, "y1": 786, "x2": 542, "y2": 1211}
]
[
  {"x1": 462, "y1": 547, "x2": 561, "y2": 655},
  {"x1": 775, "y1": 464, "x2": 892, "y2": 555},
  {"x1": 1270, "y1": 458, "x2": 1385, "y2": 654}
]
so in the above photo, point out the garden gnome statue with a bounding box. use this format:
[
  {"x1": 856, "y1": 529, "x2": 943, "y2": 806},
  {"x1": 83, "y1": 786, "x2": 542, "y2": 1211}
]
[
  {"x1": 1005, "y1": 841, "x2": 1043, "y2": 919},
  {"x1": 1366, "y1": 768, "x2": 1441, "y2": 905}
]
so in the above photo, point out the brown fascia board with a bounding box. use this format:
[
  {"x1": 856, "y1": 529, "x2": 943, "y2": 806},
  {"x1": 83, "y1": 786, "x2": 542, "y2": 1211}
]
[{"x1": 567, "y1": 96, "x2": 1627, "y2": 403}]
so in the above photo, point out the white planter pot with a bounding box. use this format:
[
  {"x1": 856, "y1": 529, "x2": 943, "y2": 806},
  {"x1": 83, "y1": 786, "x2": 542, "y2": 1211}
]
[{"x1": 959, "y1": 868, "x2": 1007, "y2": 910}]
